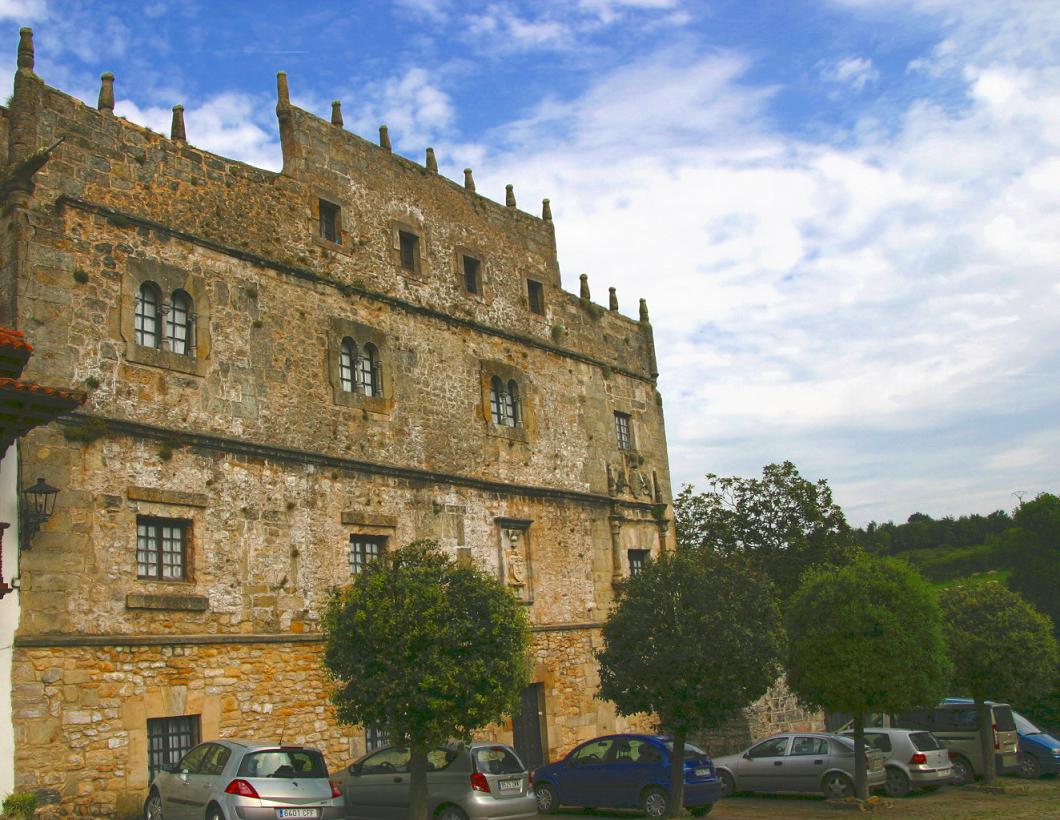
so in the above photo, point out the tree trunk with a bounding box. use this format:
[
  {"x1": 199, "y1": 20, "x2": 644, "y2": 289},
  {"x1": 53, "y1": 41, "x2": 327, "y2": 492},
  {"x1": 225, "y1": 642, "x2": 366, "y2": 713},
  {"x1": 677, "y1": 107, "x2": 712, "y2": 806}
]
[
  {"x1": 977, "y1": 698, "x2": 996, "y2": 784},
  {"x1": 669, "y1": 728, "x2": 686, "y2": 818},
  {"x1": 409, "y1": 740, "x2": 429, "y2": 820},
  {"x1": 853, "y1": 713, "x2": 868, "y2": 800}
]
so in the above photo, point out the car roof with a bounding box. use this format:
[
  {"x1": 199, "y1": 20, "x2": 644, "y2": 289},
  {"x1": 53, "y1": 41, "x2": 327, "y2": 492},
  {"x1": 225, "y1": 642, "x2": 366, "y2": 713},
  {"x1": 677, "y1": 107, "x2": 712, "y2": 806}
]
[
  {"x1": 846, "y1": 728, "x2": 927, "y2": 736},
  {"x1": 211, "y1": 739, "x2": 325, "y2": 752}
]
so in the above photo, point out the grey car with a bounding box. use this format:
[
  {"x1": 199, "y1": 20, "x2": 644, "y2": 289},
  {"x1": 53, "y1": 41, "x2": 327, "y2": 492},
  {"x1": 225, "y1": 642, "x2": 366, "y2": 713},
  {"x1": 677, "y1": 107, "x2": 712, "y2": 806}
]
[
  {"x1": 144, "y1": 740, "x2": 345, "y2": 820},
  {"x1": 842, "y1": 728, "x2": 952, "y2": 796},
  {"x1": 713, "y1": 733, "x2": 886, "y2": 799},
  {"x1": 334, "y1": 742, "x2": 537, "y2": 819}
]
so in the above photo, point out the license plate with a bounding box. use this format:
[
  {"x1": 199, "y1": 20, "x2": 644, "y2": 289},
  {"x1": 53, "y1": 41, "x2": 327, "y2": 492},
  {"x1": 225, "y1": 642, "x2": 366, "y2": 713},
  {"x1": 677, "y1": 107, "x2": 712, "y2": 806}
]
[
  {"x1": 277, "y1": 811, "x2": 319, "y2": 819},
  {"x1": 694, "y1": 767, "x2": 711, "y2": 776},
  {"x1": 498, "y1": 779, "x2": 520, "y2": 791}
]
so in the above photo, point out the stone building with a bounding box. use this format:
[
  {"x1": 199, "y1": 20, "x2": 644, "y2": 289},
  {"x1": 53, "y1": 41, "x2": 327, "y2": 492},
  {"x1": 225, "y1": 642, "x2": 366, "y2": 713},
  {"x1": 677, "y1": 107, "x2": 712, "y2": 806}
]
[{"x1": 1, "y1": 29, "x2": 674, "y2": 816}]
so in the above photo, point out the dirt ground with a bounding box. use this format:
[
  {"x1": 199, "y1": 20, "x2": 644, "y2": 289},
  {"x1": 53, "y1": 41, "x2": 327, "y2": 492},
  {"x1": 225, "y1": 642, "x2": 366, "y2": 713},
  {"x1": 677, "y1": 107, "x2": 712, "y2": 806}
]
[{"x1": 547, "y1": 777, "x2": 1060, "y2": 819}]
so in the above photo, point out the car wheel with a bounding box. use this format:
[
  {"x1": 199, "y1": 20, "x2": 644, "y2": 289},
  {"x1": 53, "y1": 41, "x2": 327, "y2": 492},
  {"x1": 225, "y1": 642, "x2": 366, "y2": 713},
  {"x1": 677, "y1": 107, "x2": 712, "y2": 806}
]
[
  {"x1": 885, "y1": 766, "x2": 911, "y2": 798},
  {"x1": 718, "y1": 770, "x2": 735, "y2": 798},
  {"x1": 434, "y1": 807, "x2": 468, "y2": 820},
  {"x1": 950, "y1": 756, "x2": 973, "y2": 786},
  {"x1": 1020, "y1": 755, "x2": 1041, "y2": 779},
  {"x1": 535, "y1": 782, "x2": 560, "y2": 815},
  {"x1": 206, "y1": 807, "x2": 224, "y2": 820},
  {"x1": 822, "y1": 771, "x2": 854, "y2": 799},
  {"x1": 689, "y1": 805, "x2": 714, "y2": 816},
  {"x1": 641, "y1": 786, "x2": 670, "y2": 818},
  {"x1": 144, "y1": 791, "x2": 163, "y2": 820}
]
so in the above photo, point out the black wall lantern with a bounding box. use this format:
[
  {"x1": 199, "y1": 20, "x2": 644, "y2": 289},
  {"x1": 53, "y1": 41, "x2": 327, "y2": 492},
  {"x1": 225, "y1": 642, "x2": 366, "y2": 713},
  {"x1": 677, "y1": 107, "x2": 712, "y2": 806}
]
[{"x1": 20, "y1": 476, "x2": 59, "y2": 550}]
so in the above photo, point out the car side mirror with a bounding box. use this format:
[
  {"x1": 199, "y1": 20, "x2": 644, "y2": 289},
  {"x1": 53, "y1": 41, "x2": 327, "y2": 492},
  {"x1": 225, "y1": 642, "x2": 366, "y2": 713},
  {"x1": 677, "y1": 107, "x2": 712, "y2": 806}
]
[
  {"x1": 349, "y1": 763, "x2": 362, "y2": 776},
  {"x1": 162, "y1": 763, "x2": 179, "y2": 774},
  {"x1": 742, "y1": 753, "x2": 752, "y2": 760}
]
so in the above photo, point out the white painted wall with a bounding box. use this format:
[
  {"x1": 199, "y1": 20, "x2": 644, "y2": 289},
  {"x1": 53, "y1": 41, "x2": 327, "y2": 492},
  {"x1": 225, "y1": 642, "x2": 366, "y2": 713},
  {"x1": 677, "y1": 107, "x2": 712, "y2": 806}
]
[{"x1": 0, "y1": 443, "x2": 20, "y2": 798}]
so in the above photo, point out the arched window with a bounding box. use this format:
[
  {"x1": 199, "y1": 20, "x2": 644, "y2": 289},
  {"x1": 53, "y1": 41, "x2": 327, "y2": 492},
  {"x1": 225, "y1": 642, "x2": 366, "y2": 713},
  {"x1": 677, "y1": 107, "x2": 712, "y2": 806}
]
[
  {"x1": 166, "y1": 289, "x2": 193, "y2": 355},
  {"x1": 507, "y1": 379, "x2": 521, "y2": 427},
  {"x1": 358, "y1": 343, "x2": 380, "y2": 397},
  {"x1": 490, "y1": 376, "x2": 505, "y2": 426},
  {"x1": 339, "y1": 337, "x2": 356, "y2": 393},
  {"x1": 135, "y1": 282, "x2": 162, "y2": 349}
]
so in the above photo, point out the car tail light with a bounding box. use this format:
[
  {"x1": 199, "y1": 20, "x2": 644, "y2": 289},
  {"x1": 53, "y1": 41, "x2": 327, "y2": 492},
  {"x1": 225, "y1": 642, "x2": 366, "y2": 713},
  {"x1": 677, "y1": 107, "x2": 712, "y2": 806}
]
[
  {"x1": 470, "y1": 772, "x2": 491, "y2": 793},
  {"x1": 993, "y1": 724, "x2": 1000, "y2": 751},
  {"x1": 224, "y1": 779, "x2": 260, "y2": 798},
  {"x1": 330, "y1": 780, "x2": 342, "y2": 798},
  {"x1": 528, "y1": 771, "x2": 534, "y2": 785},
  {"x1": 909, "y1": 753, "x2": 927, "y2": 765}
]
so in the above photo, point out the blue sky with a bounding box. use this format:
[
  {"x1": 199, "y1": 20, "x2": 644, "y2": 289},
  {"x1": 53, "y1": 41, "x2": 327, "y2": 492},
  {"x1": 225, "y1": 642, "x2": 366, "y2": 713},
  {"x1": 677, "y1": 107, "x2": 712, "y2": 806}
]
[{"x1": 2, "y1": 0, "x2": 1058, "y2": 525}]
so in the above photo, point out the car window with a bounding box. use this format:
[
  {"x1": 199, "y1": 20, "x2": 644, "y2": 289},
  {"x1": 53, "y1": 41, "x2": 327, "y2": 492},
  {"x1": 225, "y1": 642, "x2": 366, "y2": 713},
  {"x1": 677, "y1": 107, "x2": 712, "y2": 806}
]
[
  {"x1": 571, "y1": 739, "x2": 613, "y2": 766},
  {"x1": 178, "y1": 744, "x2": 211, "y2": 774},
  {"x1": 662, "y1": 741, "x2": 708, "y2": 761},
  {"x1": 1013, "y1": 712, "x2": 1042, "y2": 735},
  {"x1": 748, "y1": 737, "x2": 789, "y2": 758},
  {"x1": 993, "y1": 706, "x2": 1016, "y2": 732},
  {"x1": 861, "y1": 734, "x2": 891, "y2": 754},
  {"x1": 357, "y1": 747, "x2": 411, "y2": 775},
  {"x1": 934, "y1": 707, "x2": 978, "y2": 731},
  {"x1": 473, "y1": 746, "x2": 524, "y2": 775},
  {"x1": 427, "y1": 748, "x2": 459, "y2": 771},
  {"x1": 910, "y1": 732, "x2": 943, "y2": 751},
  {"x1": 237, "y1": 749, "x2": 329, "y2": 778},
  {"x1": 790, "y1": 737, "x2": 829, "y2": 756},
  {"x1": 200, "y1": 744, "x2": 231, "y2": 776}
]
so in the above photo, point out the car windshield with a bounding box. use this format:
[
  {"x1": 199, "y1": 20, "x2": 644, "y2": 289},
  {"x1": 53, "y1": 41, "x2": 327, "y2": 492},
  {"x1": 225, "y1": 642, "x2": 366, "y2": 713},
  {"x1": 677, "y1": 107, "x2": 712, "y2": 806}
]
[
  {"x1": 1013, "y1": 712, "x2": 1042, "y2": 735},
  {"x1": 663, "y1": 741, "x2": 709, "y2": 760},
  {"x1": 910, "y1": 732, "x2": 943, "y2": 751},
  {"x1": 236, "y1": 749, "x2": 328, "y2": 779},
  {"x1": 472, "y1": 747, "x2": 524, "y2": 775}
]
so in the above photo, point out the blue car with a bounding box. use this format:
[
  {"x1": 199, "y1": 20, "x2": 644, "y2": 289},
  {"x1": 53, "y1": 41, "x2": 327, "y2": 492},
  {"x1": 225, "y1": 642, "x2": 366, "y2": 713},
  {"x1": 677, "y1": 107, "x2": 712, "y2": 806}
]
[
  {"x1": 1014, "y1": 711, "x2": 1060, "y2": 779},
  {"x1": 532, "y1": 733, "x2": 721, "y2": 817}
]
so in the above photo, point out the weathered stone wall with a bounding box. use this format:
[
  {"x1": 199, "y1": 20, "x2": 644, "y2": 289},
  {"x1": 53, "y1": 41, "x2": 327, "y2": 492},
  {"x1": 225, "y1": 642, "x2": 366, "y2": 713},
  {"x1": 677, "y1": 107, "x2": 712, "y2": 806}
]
[{"x1": 13, "y1": 628, "x2": 645, "y2": 819}]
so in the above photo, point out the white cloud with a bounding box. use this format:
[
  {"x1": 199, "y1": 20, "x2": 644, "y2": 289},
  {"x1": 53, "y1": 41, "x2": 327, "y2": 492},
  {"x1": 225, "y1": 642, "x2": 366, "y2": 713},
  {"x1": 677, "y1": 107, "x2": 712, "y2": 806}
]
[
  {"x1": 821, "y1": 56, "x2": 879, "y2": 92},
  {"x1": 0, "y1": 0, "x2": 47, "y2": 22}
]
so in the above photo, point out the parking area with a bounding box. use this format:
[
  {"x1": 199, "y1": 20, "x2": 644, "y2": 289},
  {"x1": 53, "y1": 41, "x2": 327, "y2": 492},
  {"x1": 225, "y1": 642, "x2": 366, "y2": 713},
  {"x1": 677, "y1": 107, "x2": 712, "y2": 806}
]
[{"x1": 545, "y1": 777, "x2": 1060, "y2": 819}]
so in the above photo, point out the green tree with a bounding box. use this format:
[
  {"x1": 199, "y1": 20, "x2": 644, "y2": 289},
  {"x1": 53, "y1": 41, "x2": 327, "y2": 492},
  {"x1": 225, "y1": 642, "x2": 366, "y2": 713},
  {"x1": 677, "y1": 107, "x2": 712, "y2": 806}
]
[
  {"x1": 786, "y1": 555, "x2": 950, "y2": 799},
  {"x1": 674, "y1": 461, "x2": 857, "y2": 601},
  {"x1": 597, "y1": 550, "x2": 784, "y2": 818},
  {"x1": 322, "y1": 540, "x2": 531, "y2": 820},
  {"x1": 938, "y1": 582, "x2": 1058, "y2": 784},
  {"x1": 1004, "y1": 493, "x2": 1060, "y2": 631}
]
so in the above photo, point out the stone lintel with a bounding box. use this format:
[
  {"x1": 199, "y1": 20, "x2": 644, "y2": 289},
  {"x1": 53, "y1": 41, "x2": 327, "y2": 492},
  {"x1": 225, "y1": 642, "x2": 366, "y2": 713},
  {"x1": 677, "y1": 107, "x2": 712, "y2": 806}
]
[
  {"x1": 127, "y1": 486, "x2": 208, "y2": 507},
  {"x1": 125, "y1": 593, "x2": 208, "y2": 611},
  {"x1": 341, "y1": 511, "x2": 398, "y2": 528}
]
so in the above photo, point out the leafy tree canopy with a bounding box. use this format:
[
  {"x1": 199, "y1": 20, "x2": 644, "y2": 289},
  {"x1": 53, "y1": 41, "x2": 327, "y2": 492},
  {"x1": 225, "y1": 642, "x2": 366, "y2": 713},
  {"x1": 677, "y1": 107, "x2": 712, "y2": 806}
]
[
  {"x1": 674, "y1": 461, "x2": 856, "y2": 600},
  {"x1": 597, "y1": 548, "x2": 785, "y2": 817},
  {"x1": 786, "y1": 554, "x2": 950, "y2": 798},
  {"x1": 322, "y1": 540, "x2": 531, "y2": 819},
  {"x1": 1003, "y1": 493, "x2": 1060, "y2": 633}
]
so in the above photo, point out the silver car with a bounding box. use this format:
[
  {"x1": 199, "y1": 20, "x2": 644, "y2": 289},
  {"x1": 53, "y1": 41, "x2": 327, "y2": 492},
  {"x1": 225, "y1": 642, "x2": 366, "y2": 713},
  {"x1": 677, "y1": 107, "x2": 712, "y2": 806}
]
[
  {"x1": 144, "y1": 740, "x2": 345, "y2": 820},
  {"x1": 334, "y1": 742, "x2": 537, "y2": 819},
  {"x1": 843, "y1": 728, "x2": 952, "y2": 796},
  {"x1": 713, "y1": 732, "x2": 886, "y2": 799}
]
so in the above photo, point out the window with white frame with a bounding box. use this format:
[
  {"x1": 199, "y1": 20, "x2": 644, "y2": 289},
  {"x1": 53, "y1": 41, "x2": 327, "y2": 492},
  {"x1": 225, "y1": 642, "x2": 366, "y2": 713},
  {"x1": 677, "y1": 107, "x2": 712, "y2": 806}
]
[
  {"x1": 615, "y1": 411, "x2": 633, "y2": 451},
  {"x1": 137, "y1": 516, "x2": 189, "y2": 580},
  {"x1": 338, "y1": 337, "x2": 381, "y2": 397},
  {"x1": 490, "y1": 377, "x2": 522, "y2": 428},
  {"x1": 135, "y1": 281, "x2": 196, "y2": 356}
]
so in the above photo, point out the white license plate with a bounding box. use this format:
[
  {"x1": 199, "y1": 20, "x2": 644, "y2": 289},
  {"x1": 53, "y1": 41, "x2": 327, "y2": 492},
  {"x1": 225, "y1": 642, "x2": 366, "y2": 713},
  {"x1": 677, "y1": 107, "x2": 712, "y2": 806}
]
[
  {"x1": 694, "y1": 767, "x2": 711, "y2": 776},
  {"x1": 277, "y1": 811, "x2": 319, "y2": 819},
  {"x1": 498, "y1": 779, "x2": 520, "y2": 791}
]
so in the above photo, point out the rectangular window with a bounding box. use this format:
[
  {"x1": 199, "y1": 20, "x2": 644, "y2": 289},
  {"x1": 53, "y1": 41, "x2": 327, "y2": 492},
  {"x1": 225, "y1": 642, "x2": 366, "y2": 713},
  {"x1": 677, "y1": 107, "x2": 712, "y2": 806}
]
[
  {"x1": 462, "y1": 255, "x2": 481, "y2": 294},
  {"x1": 319, "y1": 200, "x2": 341, "y2": 243},
  {"x1": 365, "y1": 722, "x2": 391, "y2": 752},
  {"x1": 628, "y1": 549, "x2": 650, "y2": 576},
  {"x1": 615, "y1": 412, "x2": 633, "y2": 451},
  {"x1": 147, "y1": 715, "x2": 200, "y2": 782},
  {"x1": 399, "y1": 231, "x2": 419, "y2": 272},
  {"x1": 527, "y1": 279, "x2": 544, "y2": 314},
  {"x1": 350, "y1": 535, "x2": 387, "y2": 574},
  {"x1": 137, "y1": 517, "x2": 188, "y2": 580}
]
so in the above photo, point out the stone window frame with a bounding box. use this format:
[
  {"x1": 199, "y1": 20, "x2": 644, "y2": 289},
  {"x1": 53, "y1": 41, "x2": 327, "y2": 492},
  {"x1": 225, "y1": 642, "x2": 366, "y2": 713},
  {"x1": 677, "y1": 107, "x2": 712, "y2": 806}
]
[
  {"x1": 479, "y1": 360, "x2": 533, "y2": 443},
  {"x1": 121, "y1": 258, "x2": 211, "y2": 377},
  {"x1": 389, "y1": 218, "x2": 427, "y2": 279},
  {"x1": 318, "y1": 197, "x2": 342, "y2": 244},
  {"x1": 327, "y1": 317, "x2": 392, "y2": 414},
  {"x1": 614, "y1": 411, "x2": 634, "y2": 452},
  {"x1": 455, "y1": 245, "x2": 486, "y2": 299},
  {"x1": 147, "y1": 714, "x2": 201, "y2": 782},
  {"x1": 526, "y1": 277, "x2": 546, "y2": 316},
  {"x1": 126, "y1": 486, "x2": 207, "y2": 590},
  {"x1": 311, "y1": 191, "x2": 352, "y2": 254},
  {"x1": 612, "y1": 406, "x2": 640, "y2": 456},
  {"x1": 627, "y1": 548, "x2": 650, "y2": 577}
]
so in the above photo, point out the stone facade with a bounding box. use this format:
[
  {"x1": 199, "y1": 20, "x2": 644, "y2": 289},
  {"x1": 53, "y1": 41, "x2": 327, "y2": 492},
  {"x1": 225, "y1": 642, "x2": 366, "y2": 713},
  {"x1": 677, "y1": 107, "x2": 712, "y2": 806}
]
[{"x1": 2, "y1": 29, "x2": 671, "y2": 817}]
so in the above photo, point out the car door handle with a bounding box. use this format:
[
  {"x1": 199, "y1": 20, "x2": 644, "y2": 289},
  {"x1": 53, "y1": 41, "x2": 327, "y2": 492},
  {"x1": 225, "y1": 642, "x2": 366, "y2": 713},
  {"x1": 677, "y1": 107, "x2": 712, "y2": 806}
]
[
  {"x1": 393, "y1": 776, "x2": 403, "y2": 783},
  {"x1": 774, "y1": 761, "x2": 783, "y2": 766},
  {"x1": 814, "y1": 760, "x2": 824, "y2": 764}
]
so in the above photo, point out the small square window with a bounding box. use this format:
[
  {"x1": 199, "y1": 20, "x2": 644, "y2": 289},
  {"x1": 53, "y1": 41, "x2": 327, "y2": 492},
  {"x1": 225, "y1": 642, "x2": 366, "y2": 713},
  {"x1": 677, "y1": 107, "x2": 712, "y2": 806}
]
[
  {"x1": 147, "y1": 715, "x2": 201, "y2": 782},
  {"x1": 615, "y1": 412, "x2": 633, "y2": 451},
  {"x1": 628, "y1": 548, "x2": 650, "y2": 576},
  {"x1": 399, "y1": 231, "x2": 419, "y2": 272},
  {"x1": 527, "y1": 279, "x2": 545, "y2": 314},
  {"x1": 350, "y1": 535, "x2": 387, "y2": 574},
  {"x1": 319, "y1": 200, "x2": 341, "y2": 244},
  {"x1": 462, "y1": 255, "x2": 481, "y2": 295},
  {"x1": 137, "y1": 517, "x2": 189, "y2": 580}
]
